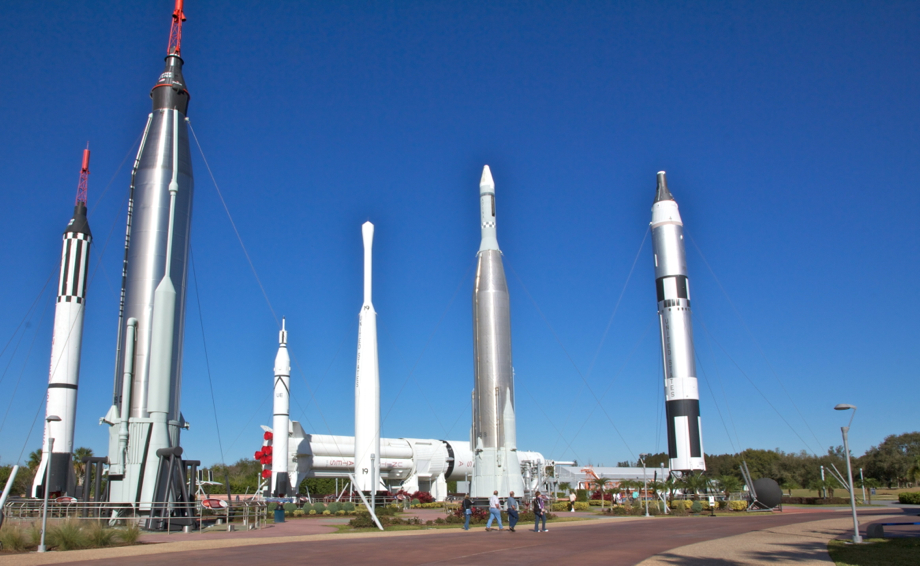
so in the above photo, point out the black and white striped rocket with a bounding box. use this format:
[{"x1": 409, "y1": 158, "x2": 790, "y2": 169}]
[
  {"x1": 33, "y1": 149, "x2": 93, "y2": 498},
  {"x1": 272, "y1": 319, "x2": 291, "y2": 496},
  {"x1": 651, "y1": 171, "x2": 705, "y2": 473}
]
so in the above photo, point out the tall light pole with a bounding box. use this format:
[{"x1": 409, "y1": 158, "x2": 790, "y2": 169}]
[
  {"x1": 835, "y1": 404, "x2": 862, "y2": 544},
  {"x1": 639, "y1": 453, "x2": 650, "y2": 517},
  {"x1": 860, "y1": 468, "x2": 867, "y2": 504},
  {"x1": 38, "y1": 415, "x2": 62, "y2": 553}
]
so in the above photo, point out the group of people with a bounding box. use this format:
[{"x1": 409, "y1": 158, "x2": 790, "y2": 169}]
[{"x1": 460, "y1": 490, "x2": 550, "y2": 532}]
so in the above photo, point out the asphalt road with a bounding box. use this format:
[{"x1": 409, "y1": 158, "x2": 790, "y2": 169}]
[{"x1": 63, "y1": 510, "x2": 905, "y2": 566}]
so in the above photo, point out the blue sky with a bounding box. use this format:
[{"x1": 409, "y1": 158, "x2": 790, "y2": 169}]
[{"x1": 1, "y1": 1, "x2": 917, "y2": 469}]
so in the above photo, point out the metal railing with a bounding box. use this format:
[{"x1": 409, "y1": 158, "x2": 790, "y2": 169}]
[{"x1": 2, "y1": 499, "x2": 269, "y2": 533}]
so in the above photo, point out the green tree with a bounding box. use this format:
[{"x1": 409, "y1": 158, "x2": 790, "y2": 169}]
[
  {"x1": 719, "y1": 475, "x2": 743, "y2": 497},
  {"x1": 73, "y1": 447, "x2": 93, "y2": 486},
  {"x1": 558, "y1": 482, "x2": 571, "y2": 494},
  {"x1": 906, "y1": 455, "x2": 920, "y2": 487},
  {"x1": 28, "y1": 449, "x2": 42, "y2": 471}
]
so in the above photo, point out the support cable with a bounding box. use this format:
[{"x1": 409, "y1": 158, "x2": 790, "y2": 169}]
[
  {"x1": 506, "y1": 261, "x2": 635, "y2": 459},
  {"x1": 687, "y1": 233, "x2": 825, "y2": 454}
]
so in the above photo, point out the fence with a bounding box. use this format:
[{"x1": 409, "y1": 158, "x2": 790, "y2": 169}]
[{"x1": 2, "y1": 499, "x2": 269, "y2": 533}]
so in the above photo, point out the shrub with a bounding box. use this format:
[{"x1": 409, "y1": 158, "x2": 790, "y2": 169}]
[
  {"x1": 86, "y1": 522, "x2": 117, "y2": 547},
  {"x1": 670, "y1": 500, "x2": 693, "y2": 510},
  {"x1": 313, "y1": 502, "x2": 326, "y2": 513},
  {"x1": 47, "y1": 520, "x2": 90, "y2": 551},
  {"x1": 573, "y1": 502, "x2": 590, "y2": 511},
  {"x1": 267, "y1": 502, "x2": 278, "y2": 512},
  {"x1": 898, "y1": 492, "x2": 920, "y2": 505},
  {"x1": 551, "y1": 502, "x2": 568, "y2": 511},
  {"x1": 576, "y1": 489, "x2": 588, "y2": 502},
  {"x1": 729, "y1": 500, "x2": 747, "y2": 511},
  {"x1": 283, "y1": 502, "x2": 297, "y2": 513},
  {"x1": 322, "y1": 510, "x2": 331, "y2": 515},
  {"x1": 343, "y1": 502, "x2": 356, "y2": 512},
  {"x1": 293, "y1": 509, "x2": 305, "y2": 517},
  {"x1": 690, "y1": 501, "x2": 703, "y2": 513},
  {"x1": 0, "y1": 523, "x2": 29, "y2": 552},
  {"x1": 415, "y1": 502, "x2": 443, "y2": 508},
  {"x1": 336, "y1": 510, "x2": 346, "y2": 516},
  {"x1": 301, "y1": 503, "x2": 313, "y2": 513},
  {"x1": 434, "y1": 517, "x2": 445, "y2": 524},
  {"x1": 118, "y1": 524, "x2": 141, "y2": 544},
  {"x1": 670, "y1": 503, "x2": 688, "y2": 516},
  {"x1": 349, "y1": 513, "x2": 377, "y2": 529},
  {"x1": 327, "y1": 502, "x2": 341, "y2": 513},
  {"x1": 410, "y1": 498, "x2": 421, "y2": 507},
  {"x1": 410, "y1": 491, "x2": 435, "y2": 504},
  {"x1": 309, "y1": 509, "x2": 317, "y2": 515}
]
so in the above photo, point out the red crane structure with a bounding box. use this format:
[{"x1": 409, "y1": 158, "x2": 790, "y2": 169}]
[
  {"x1": 75, "y1": 147, "x2": 90, "y2": 206},
  {"x1": 167, "y1": 0, "x2": 186, "y2": 56}
]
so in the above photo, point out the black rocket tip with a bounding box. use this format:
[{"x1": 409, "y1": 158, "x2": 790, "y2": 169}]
[{"x1": 655, "y1": 171, "x2": 674, "y2": 203}]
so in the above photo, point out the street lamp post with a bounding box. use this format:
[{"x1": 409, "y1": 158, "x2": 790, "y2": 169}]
[
  {"x1": 835, "y1": 404, "x2": 862, "y2": 544},
  {"x1": 860, "y1": 468, "x2": 867, "y2": 504},
  {"x1": 38, "y1": 415, "x2": 62, "y2": 553},
  {"x1": 639, "y1": 454, "x2": 650, "y2": 517}
]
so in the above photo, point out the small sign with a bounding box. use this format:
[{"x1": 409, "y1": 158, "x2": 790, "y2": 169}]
[
  {"x1": 870, "y1": 488, "x2": 876, "y2": 495},
  {"x1": 632, "y1": 491, "x2": 639, "y2": 499}
]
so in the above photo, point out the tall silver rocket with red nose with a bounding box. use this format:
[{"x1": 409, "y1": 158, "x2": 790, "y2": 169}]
[
  {"x1": 102, "y1": 0, "x2": 195, "y2": 505},
  {"x1": 651, "y1": 171, "x2": 705, "y2": 473},
  {"x1": 470, "y1": 166, "x2": 524, "y2": 497},
  {"x1": 32, "y1": 149, "x2": 93, "y2": 498}
]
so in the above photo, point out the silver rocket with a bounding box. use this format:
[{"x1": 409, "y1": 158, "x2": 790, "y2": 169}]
[
  {"x1": 33, "y1": 149, "x2": 93, "y2": 498},
  {"x1": 354, "y1": 222, "x2": 380, "y2": 493},
  {"x1": 102, "y1": 1, "x2": 194, "y2": 504},
  {"x1": 651, "y1": 171, "x2": 705, "y2": 472},
  {"x1": 470, "y1": 166, "x2": 524, "y2": 497}
]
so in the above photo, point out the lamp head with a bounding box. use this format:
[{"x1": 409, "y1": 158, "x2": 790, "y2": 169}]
[
  {"x1": 46, "y1": 415, "x2": 62, "y2": 422},
  {"x1": 834, "y1": 404, "x2": 856, "y2": 411}
]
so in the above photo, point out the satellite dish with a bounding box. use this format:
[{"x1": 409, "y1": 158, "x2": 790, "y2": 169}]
[{"x1": 752, "y1": 478, "x2": 782, "y2": 509}]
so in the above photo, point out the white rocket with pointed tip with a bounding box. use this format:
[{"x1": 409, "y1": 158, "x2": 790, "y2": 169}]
[
  {"x1": 354, "y1": 222, "x2": 380, "y2": 493},
  {"x1": 272, "y1": 319, "x2": 292, "y2": 496},
  {"x1": 471, "y1": 166, "x2": 525, "y2": 498}
]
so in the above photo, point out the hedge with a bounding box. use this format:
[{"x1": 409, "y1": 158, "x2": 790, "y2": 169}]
[
  {"x1": 781, "y1": 496, "x2": 851, "y2": 505},
  {"x1": 898, "y1": 492, "x2": 920, "y2": 504}
]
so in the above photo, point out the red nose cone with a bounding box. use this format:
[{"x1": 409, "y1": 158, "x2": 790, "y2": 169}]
[
  {"x1": 255, "y1": 451, "x2": 263, "y2": 460},
  {"x1": 261, "y1": 470, "x2": 271, "y2": 479},
  {"x1": 264, "y1": 431, "x2": 273, "y2": 440}
]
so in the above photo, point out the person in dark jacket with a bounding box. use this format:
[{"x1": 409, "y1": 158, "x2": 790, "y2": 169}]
[
  {"x1": 462, "y1": 494, "x2": 473, "y2": 530},
  {"x1": 533, "y1": 491, "x2": 548, "y2": 532}
]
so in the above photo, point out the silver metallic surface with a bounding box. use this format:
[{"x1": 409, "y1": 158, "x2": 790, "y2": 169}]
[
  {"x1": 472, "y1": 249, "x2": 514, "y2": 452},
  {"x1": 114, "y1": 109, "x2": 193, "y2": 423}
]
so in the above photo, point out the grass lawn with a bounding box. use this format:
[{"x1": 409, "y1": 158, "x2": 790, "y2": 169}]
[{"x1": 828, "y1": 538, "x2": 920, "y2": 565}]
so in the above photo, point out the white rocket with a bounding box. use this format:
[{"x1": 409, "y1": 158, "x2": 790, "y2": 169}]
[
  {"x1": 651, "y1": 171, "x2": 705, "y2": 472},
  {"x1": 471, "y1": 166, "x2": 524, "y2": 497},
  {"x1": 354, "y1": 221, "x2": 380, "y2": 493},
  {"x1": 33, "y1": 149, "x2": 93, "y2": 498},
  {"x1": 272, "y1": 319, "x2": 292, "y2": 496}
]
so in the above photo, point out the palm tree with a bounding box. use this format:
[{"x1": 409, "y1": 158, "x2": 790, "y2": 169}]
[
  {"x1": 558, "y1": 481, "x2": 571, "y2": 494},
  {"x1": 592, "y1": 477, "x2": 612, "y2": 508},
  {"x1": 73, "y1": 447, "x2": 93, "y2": 486},
  {"x1": 719, "y1": 475, "x2": 743, "y2": 498},
  {"x1": 28, "y1": 449, "x2": 42, "y2": 471}
]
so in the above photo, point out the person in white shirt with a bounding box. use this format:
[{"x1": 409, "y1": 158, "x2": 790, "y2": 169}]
[{"x1": 485, "y1": 490, "x2": 504, "y2": 531}]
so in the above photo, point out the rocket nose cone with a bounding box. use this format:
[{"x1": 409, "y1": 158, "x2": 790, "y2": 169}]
[
  {"x1": 480, "y1": 165, "x2": 495, "y2": 192},
  {"x1": 654, "y1": 171, "x2": 674, "y2": 203},
  {"x1": 151, "y1": 54, "x2": 190, "y2": 114}
]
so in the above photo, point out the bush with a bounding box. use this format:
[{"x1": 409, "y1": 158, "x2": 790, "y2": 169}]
[
  {"x1": 349, "y1": 513, "x2": 377, "y2": 528},
  {"x1": 327, "y1": 502, "x2": 341, "y2": 513},
  {"x1": 309, "y1": 509, "x2": 317, "y2": 515},
  {"x1": 322, "y1": 510, "x2": 331, "y2": 515},
  {"x1": 576, "y1": 489, "x2": 588, "y2": 502},
  {"x1": 47, "y1": 520, "x2": 90, "y2": 551},
  {"x1": 415, "y1": 502, "x2": 443, "y2": 508},
  {"x1": 410, "y1": 491, "x2": 435, "y2": 504},
  {"x1": 343, "y1": 502, "x2": 356, "y2": 512},
  {"x1": 336, "y1": 510, "x2": 346, "y2": 516},
  {"x1": 899, "y1": 492, "x2": 920, "y2": 504},
  {"x1": 690, "y1": 501, "x2": 703, "y2": 513},
  {"x1": 301, "y1": 503, "x2": 313, "y2": 513},
  {"x1": 283, "y1": 502, "x2": 297, "y2": 513},
  {"x1": 410, "y1": 498, "x2": 421, "y2": 507},
  {"x1": 118, "y1": 524, "x2": 141, "y2": 544},
  {"x1": 782, "y1": 496, "x2": 851, "y2": 505},
  {"x1": 0, "y1": 523, "x2": 29, "y2": 552},
  {"x1": 267, "y1": 502, "x2": 278, "y2": 512},
  {"x1": 86, "y1": 522, "x2": 117, "y2": 547},
  {"x1": 313, "y1": 502, "x2": 326, "y2": 513},
  {"x1": 573, "y1": 501, "x2": 590, "y2": 511},
  {"x1": 293, "y1": 509, "x2": 305, "y2": 517},
  {"x1": 729, "y1": 500, "x2": 747, "y2": 511},
  {"x1": 670, "y1": 500, "x2": 693, "y2": 510}
]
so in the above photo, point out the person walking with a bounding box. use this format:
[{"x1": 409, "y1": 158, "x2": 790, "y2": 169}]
[
  {"x1": 569, "y1": 491, "x2": 576, "y2": 512},
  {"x1": 506, "y1": 491, "x2": 519, "y2": 532},
  {"x1": 485, "y1": 490, "x2": 504, "y2": 531},
  {"x1": 532, "y1": 491, "x2": 548, "y2": 532},
  {"x1": 462, "y1": 494, "x2": 473, "y2": 531}
]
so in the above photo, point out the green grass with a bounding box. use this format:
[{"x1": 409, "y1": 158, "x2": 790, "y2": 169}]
[{"x1": 828, "y1": 538, "x2": 920, "y2": 566}]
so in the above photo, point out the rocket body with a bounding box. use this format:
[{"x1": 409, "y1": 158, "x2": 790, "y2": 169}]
[
  {"x1": 354, "y1": 222, "x2": 380, "y2": 493},
  {"x1": 471, "y1": 166, "x2": 524, "y2": 498},
  {"x1": 104, "y1": 51, "x2": 194, "y2": 505},
  {"x1": 651, "y1": 171, "x2": 705, "y2": 473},
  {"x1": 33, "y1": 186, "x2": 92, "y2": 497},
  {"x1": 272, "y1": 321, "x2": 292, "y2": 496}
]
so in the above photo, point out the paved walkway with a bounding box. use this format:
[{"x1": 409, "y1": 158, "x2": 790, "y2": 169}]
[{"x1": 1, "y1": 508, "x2": 907, "y2": 565}]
